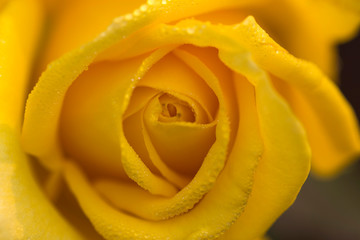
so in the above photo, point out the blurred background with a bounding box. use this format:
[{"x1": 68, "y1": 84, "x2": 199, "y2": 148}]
[{"x1": 269, "y1": 33, "x2": 360, "y2": 240}]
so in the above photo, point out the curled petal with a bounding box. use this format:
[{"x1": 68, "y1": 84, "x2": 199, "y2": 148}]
[{"x1": 238, "y1": 17, "x2": 360, "y2": 176}]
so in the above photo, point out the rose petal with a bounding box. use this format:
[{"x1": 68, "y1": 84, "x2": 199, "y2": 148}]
[
  {"x1": 137, "y1": 53, "x2": 218, "y2": 119},
  {"x1": 41, "y1": 0, "x2": 266, "y2": 68},
  {"x1": 90, "y1": 0, "x2": 359, "y2": 80},
  {"x1": 217, "y1": 53, "x2": 310, "y2": 240},
  {"x1": 0, "y1": 0, "x2": 41, "y2": 129},
  {"x1": 288, "y1": 0, "x2": 360, "y2": 79},
  {"x1": 40, "y1": 0, "x2": 146, "y2": 68},
  {"x1": 60, "y1": 58, "x2": 141, "y2": 179},
  {"x1": 236, "y1": 17, "x2": 360, "y2": 176},
  {"x1": 0, "y1": 1, "x2": 82, "y2": 239},
  {"x1": 143, "y1": 98, "x2": 216, "y2": 179},
  {"x1": 0, "y1": 126, "x2": 83, "y2": 239}
]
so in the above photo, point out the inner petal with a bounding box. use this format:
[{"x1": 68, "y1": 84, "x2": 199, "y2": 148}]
[
  {"x1": 142, "y1": 93, "x2": 216, "y2": 176},
  {"x1": 122, "y1": 51, "x2": 219, "y2": 176},
  {"x1": 93, "y1": 44, "x2": 232, "y2": 220},
  {"x1": 60, "y1": 48, "x2": 181, "y2": 196},
  {"x1": 59, "y1": 58, "x2": 148, "y2": 179},
  {"x1": 136, "y1": 52, "x2": 219, "y2": 120},
  {"x1": 158, "y1": 94, "x2": 195, "y2": 123}
]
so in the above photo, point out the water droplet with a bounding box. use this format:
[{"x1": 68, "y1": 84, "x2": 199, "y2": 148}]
[
  {"x1": 186, "y1": 27, "x2": 196, "y2": 34},
  {"x1": 147, "y1": 0, "x2": 155, "y2": 5},
  {"x1": 161, "y1": 0, "x2": 167, "y2": 4},
  {"x1": 113, "y1": 16, "x2": 123, "y2": 24},
  {"x1": 124, "y1": 14, "x2": 133, "y2": 21},
  {"x1": 275, "y1": 50, "x2": 280, "y2": 54},
  {"x1": 170, "y1": 26, "x2": 180, "y2": 33},
  {"x1": 140, "y1": 4, "x2": 148, "y2": 12},
  {"x1": 133, "y1": 9, "x2": 141, "y2": 16}
]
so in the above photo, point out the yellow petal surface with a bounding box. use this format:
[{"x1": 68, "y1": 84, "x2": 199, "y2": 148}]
[
  {"x1": 98, "y1": 12, "x2": 360, "y2": 176},
  {"x1": 137, "y1": 53, "x2": 218, "y2": 118},
  {"x1": 40, "y1": 0, "x2": 146, "y2": 68},
  {"x1": 61, "y1": 42, "x2": 230, "y2": 211},
  {"x1": 237, "y1": 18, "x2": 360, "y2": 176},
  {"x1": 24, "y1": 5, "x2": 257, "y2": 238},
  {"x1": 40, "y1": 0, "x2": 270, "y2": 70},
  {"x1": 60, "y1": 55, "x2": 158, "y2": 180},
  {"x1": 143, "y1": 97, "x2": 216, "y2": 178},
  {"x1": 0, "y1": 1, "x2": 83, "y2": 239},
  {"x1": 91, "y1": 0, "x2": 360, "y2": 79},
  {"x1": 270, "y1": 0, "x2": 360, "y2": 79},
  {"x1": 0, "y1": 0, "x2": 41, "y2": 130},
  {"x1": 63, "y1": 68, "x2": 261, "y2": 238},
  {"x1": 22, "y1": 1, "x2": 353, "y2": 238},
  {"x1": 219, "y1": 46, "x2": 310, "y2": 240},
  {"x1": 137, "y1": 52, "x2": 218, "y2": 175},
  {"x1": 95, "y1": 47, "x2": 231, "y2": 220},
  {"x1": 25, "y1": 0, "x2": 357, "y2": 174},
  {"x1": 118, "y1": 46, "x2": 230, "y2": 216},
  {"x1": 0, "y1": 126, "x2": 83, "y2": 240},
  {"x1": 142, "y1": 100, "x2": 197, "y2": 188},
  {"x1": 35, "y1": 9, "x2": 310, "y2": 239}
]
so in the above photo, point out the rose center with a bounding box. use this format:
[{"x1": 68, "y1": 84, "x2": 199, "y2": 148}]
[{"x1": 158, "y1": 94, "x2": 195, "y2": 123}]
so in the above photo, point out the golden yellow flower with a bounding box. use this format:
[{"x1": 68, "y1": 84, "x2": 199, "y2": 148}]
[{"x1": 0, "y1": 0, "x2": 359, "y2": 239}]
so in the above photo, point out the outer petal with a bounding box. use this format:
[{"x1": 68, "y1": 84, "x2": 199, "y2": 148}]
[
  {"x1": 39, "y1": 0, "x2": 146, "y2": 68},
  {"x1": 274, "y1": 0, "x2": 360, "y2": 79},
  {"x1": 239, "y1": 18, "x2": 360, "y2": 176},
  {"x1": 0, "y1": 126, "x2": 83, "y2": 240},
  {"x1": 38, "y1": 0, "x2": 270, "y2": 70},
  {"x1": 0, "y1": 1, "x2": 83, "y2": 239},
  {"x1": 0, "y1": 0, "x2": 40, "y2": 129}
]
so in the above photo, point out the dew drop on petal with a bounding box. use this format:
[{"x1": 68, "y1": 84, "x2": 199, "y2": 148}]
[
  {"x1": 124, "y1": 14, "x2": 133, "y2": 21},
  {"x1": 140, "y1": 4, "x2": 148, "y2": 12},
  {"x1": 113, "y1": 16, "x2": 123, "y2": 24},
  {"x1": 186, "y1": 27, "x2": 196, "y2": 34},
  {"x1": 133, "y1": 9, "x2": 141, "y2": 16}
]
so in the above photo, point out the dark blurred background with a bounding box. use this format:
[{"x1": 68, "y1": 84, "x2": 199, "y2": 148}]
[{"x1": 268, "y1": 33, "x2": 360, "y2": 240}]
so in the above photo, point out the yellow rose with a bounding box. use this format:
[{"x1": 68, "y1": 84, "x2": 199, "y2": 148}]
[{"x1": 1, "y1": 0, "x2": 359, "y2": 240}]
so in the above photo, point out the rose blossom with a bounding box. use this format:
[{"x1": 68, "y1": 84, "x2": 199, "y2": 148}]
[{"x1": 0, "y1": 0, "x2": 359, "y2": 239}]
